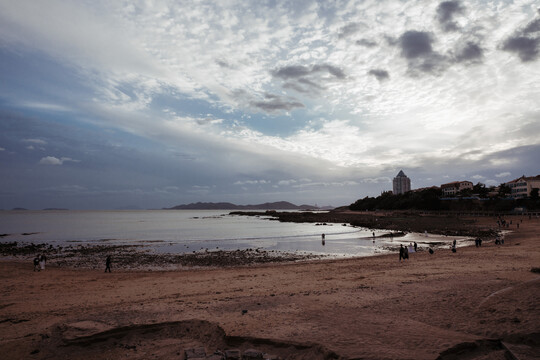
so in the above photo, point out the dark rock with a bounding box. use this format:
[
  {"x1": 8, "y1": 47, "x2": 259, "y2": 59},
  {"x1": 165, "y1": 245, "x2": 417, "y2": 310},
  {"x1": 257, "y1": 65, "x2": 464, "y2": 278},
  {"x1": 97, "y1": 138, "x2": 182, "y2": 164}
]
[
  {"x1": 243, "y1": 348, "x2": 263, "y2": 359},
  {"x1": 185, "y1": 347, "x2": 206, "y2": 359},
  {"x1": 224, "y1": 349, "x2": 241, "y2": 359}
]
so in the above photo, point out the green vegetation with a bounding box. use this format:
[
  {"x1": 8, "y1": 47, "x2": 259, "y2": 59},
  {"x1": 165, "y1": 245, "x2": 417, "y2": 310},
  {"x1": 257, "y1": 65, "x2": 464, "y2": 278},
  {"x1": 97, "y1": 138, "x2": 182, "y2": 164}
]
[{"x1": 350, "y1": 183, "x2": 540, "y2": 212}]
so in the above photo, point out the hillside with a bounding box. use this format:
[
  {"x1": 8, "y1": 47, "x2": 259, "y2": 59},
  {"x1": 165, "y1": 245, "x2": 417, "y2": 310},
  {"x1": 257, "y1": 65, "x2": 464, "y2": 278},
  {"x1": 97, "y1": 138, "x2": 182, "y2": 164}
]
[{"x1": 166, "y1": 201, "x2": 318, "y2": 210}]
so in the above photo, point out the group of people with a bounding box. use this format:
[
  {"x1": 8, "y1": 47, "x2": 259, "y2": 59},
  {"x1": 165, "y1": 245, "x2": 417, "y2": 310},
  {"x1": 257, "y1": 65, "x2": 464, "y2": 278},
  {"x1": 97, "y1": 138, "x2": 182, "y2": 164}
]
[
  {"x1": 399, "y1": 242, "x2": 417, "y2": 262},
  {"x1": 497, "y1": 217, "x2": 524, "y2": 229},
  {"x1": 399, "y1": 244, "x2": 409, "y2": 262},
  {"x1": 32, "y1": 254, "x2": 46, "y2": 271}
]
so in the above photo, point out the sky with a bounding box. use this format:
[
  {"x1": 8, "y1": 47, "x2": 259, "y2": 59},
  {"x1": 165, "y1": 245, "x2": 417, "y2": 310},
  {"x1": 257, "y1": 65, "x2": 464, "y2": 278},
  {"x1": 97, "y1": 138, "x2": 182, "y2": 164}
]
[{"x1": 1, "y1": 0, "x2": 539, "y2": 210}]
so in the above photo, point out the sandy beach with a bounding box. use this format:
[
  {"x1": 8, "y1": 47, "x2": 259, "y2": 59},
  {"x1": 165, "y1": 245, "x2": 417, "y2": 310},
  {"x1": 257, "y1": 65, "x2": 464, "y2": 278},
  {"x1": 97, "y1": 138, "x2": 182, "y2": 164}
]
[{"x1": 1, "y1": 214, "x2": 539, "y2": 359}]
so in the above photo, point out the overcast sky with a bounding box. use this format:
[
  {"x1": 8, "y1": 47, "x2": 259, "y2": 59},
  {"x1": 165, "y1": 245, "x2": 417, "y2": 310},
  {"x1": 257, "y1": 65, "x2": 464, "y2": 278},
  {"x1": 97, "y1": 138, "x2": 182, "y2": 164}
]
[{"x1": 1, "y1": 0, "x2": 539, "y2": 210}]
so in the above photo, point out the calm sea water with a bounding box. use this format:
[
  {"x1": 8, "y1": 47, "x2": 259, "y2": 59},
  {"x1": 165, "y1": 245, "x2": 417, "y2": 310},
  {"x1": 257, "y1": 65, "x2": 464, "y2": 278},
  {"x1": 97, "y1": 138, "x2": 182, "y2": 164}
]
[{"x1": 0, "y1": 210, "x2": 465, "y2": 257}]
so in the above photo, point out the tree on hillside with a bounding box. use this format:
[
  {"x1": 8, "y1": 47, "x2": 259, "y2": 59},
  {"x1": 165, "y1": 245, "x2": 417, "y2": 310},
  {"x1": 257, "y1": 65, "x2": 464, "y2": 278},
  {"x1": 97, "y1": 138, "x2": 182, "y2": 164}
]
[
  {"x1": 473, "y1": 182, "x2": 489, "y2": 198},
  {"x1": 531, "y1": 188, "x2": 539, "y2": 200},
  {"x1": 498, "y1": 183, "x2": 511, "y2": 197}
]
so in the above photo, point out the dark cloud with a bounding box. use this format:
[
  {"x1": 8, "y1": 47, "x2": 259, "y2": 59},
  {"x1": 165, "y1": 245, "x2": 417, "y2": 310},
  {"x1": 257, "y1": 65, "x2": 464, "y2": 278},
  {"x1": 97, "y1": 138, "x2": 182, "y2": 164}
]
[
  {"x1": 338, "y1": 22, "x2": 366, "y2": 39},
  {"x1": 454, "y1": 41, "x2": 483, "y2": 63},
  {"x1": 273, "y1": 64, "x2": 346, "y2": 95},
  {"x1": 273, "y1": 65, "x2": 312, "y2": 79},
  {"x1": 501, "y1": 14, "x2": 540, "y2": 62},
  {"x1": 272, "y1": 64, "x2": 346, "y2": 80},
  {"x1": 399, "y1": 31, "x2": 448, "y2": 75},
  {"x1": 356, "y1": 38, "x2": 377, "y2": 47},
  {"x1": 316, "y1": 64, "x2": 346, "y2": 79},
  {"x1": 399, "y1": 31, "x2": 434, "y2": 59},
  {"x1": 502, "y1": 36, "x2": 539, "y2": 62},
  {"x1": 283, "y1": 78, "x2": 325, "y2": 94},
  {"x1": 436, "y1": 1, "x2": 465, "y2": 32},
  {"x1": 523, "y1": 17, "x2": 540, "y2": 34},
  {"x1": 250, "y1": 94, "x2": 304, "y2": 113},
  {"x1": 368, "y1": 69, "x2": 389, "y2": 81},
  {"x1": 216, "y1": 59, "x2": 234, "y2": 69}
]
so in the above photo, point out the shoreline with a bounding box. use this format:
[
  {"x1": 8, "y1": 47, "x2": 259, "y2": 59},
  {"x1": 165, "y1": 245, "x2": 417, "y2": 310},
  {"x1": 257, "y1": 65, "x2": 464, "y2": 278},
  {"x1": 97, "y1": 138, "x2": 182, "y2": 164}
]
[
  {"x1": 0, "y1": 210, "x2": 502, "y2": 271},
  {"x1": 0, "y1": 231, "x2": 476, "y2": 271}
]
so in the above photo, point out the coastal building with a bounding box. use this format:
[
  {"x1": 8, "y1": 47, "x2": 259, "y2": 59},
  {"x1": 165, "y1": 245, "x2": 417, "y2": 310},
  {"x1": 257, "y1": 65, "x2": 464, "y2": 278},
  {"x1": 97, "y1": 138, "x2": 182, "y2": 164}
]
[
  {"x1": 392, "y1": 170, "x2": 411, "y2": 195},
  {"x1": 505, "y1": 175, "x2": 540, "y2": 199},
  {"x1": 440, "y1": 181, "x2": 473, "y2": 196}
]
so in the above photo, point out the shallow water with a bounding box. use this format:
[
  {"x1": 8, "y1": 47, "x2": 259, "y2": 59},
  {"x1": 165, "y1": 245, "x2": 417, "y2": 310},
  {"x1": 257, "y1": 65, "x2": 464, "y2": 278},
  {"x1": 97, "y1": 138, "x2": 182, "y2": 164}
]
[{"x1": 0, "y1": 210, "x2": 469, "y2": 257}]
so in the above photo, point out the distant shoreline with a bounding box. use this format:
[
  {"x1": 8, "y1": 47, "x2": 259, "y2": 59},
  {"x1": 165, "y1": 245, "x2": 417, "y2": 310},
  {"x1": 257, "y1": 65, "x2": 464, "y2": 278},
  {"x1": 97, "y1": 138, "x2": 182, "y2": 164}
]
[{"x1": 230, "y1": 209, "x2": 501, "y2": 238}]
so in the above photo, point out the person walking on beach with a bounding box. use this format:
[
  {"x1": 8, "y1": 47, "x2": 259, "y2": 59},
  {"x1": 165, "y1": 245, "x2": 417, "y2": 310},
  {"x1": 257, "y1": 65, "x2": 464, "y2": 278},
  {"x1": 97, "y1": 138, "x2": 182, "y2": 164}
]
[
  {"x1": 39, "y1": 254, "x2": 46, "y2": 270},
  {"x1": 404, "y1": 244, "x2": 409, "y2": 260},
  {"x1": 33, "y1": 256, "x2": 40, "y2": 272},
  {"x1": 399, "y1": 244, "x2": 404, "y2": 262},
  {"x1": 105, "y1": 255, "x2": 112, "y2": 273},
  {"x1": 413, "y1": 242, "x2": 417, "y2": 252}
]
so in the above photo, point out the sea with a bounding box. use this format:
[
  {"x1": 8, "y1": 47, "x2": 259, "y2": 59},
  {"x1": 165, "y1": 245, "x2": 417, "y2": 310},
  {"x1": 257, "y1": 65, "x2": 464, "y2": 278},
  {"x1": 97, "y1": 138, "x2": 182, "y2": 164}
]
[{"x1": 0, "y1": 210, "x2": 468, "y2": 258}]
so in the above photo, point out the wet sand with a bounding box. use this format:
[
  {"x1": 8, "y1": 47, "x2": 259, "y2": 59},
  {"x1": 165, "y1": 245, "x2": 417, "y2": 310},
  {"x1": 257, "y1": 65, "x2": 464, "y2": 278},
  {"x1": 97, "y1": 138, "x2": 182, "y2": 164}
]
[{"x1": 0, "y1": 214, "x2": 539, "y2": 359}]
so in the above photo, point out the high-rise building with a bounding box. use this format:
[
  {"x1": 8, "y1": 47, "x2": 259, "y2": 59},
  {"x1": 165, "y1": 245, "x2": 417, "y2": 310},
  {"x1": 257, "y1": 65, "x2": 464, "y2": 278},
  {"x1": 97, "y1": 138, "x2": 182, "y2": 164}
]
[{"x1": 393, "y1": 170, "x2": 411, "y2": 195}]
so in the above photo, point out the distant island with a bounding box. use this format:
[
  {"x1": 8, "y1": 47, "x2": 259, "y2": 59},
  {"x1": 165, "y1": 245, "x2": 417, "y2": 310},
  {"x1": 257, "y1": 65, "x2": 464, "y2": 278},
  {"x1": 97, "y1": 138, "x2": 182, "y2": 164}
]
[{"x1": 165, "y1": 201, "x2": 330, "y2": 210}]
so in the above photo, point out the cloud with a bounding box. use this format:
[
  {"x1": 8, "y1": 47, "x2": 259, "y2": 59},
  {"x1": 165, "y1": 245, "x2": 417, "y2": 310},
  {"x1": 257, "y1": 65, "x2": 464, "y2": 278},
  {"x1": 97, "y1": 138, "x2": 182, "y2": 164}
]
[
  {"x1": 356, "y1": 39, "x2": 377, "y2": 47},
  {"x1": 249, "y1": 94, "x2": 304, "y2": 113},
  {"x1": 502, "y1": 15, "x2": 540, "y2": 62},
  {"x1": 290, "y1": 180, "x2": 358, "y2": 189},
  {"x1": 195, "y1": 117, "x2": 224, "y2": 126},
  {"x1": 368, "y1": 69, "x2": 390, "y2": 81},
  {"x1": 471, "y1": 174, "x2": 484, "y2": 180},
  {"x1": 398, "y1": 30, "x2": 448, "y2": 74},
  {"x1": 273, "y1": 64, "x2": 346, "y2": 80},
  {"x1": 0, "y1": 147, "x2": 5, "y2": 151},
  {"x1": 502, "y1": 37, "x2": 540, "y2": 62},
  {"x1": 338, "y1": 22, "x2": 366, "y2": 39},
  {"x1": 436, "y1": 1, "x2": 465, "y2": 32},
  {"x1": 400, "y1": 31, "x2": 434, "y2": 59},
  {"x1": 363, "y1": 177, "x2": 391, "y2": 184},
  {"x1": 495, "y1": 172, "x2": 511, "y2": 178},
  {"x1": 234, "y1": 180, "x2": 270, "y2": 185},
  {"x1": 272, "y1": 64, "x2": 347, "y2": 95},
  {"x1": 20, "y1": 101, "x2": 71, "y2": 112},
  {"x1": 454, "y1": 41, "x2": 483, "y2": 63},
  {"x1": 278, "y1": 179, "x2": 297, "y2": 186},
  {"x1": 39, "y1": 156, "x2": 79, "y2": 165}
]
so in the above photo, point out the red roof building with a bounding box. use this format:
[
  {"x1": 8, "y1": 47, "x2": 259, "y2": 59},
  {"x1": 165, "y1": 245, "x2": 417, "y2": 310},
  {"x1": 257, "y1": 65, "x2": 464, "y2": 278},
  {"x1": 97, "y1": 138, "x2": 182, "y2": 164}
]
[{"x1": 505, "y1": 175, "x2": 540, "y2": 199}]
